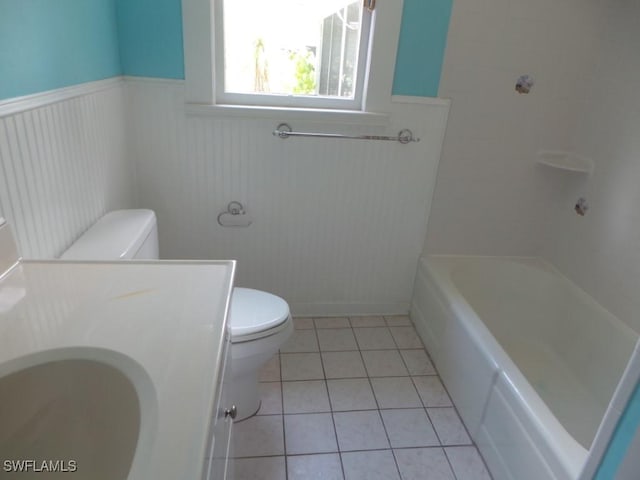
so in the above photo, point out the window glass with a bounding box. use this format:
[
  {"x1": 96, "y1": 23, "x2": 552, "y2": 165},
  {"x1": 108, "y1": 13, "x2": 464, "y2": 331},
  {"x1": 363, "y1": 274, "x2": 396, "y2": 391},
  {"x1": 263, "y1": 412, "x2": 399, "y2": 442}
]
[{"x1": 221, "y1": 0, "x2": 366, "y2": 101}]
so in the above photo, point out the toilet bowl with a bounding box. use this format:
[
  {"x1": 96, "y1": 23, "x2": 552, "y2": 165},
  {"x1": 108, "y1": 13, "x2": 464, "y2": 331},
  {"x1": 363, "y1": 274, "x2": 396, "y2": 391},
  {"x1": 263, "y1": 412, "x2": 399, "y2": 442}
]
[
  {"x1": 61, "y1": 209, "x2": 293, "y2": 421},
  {"x1": 229, "y1": 288, "x2": 292, "y2": 419}
]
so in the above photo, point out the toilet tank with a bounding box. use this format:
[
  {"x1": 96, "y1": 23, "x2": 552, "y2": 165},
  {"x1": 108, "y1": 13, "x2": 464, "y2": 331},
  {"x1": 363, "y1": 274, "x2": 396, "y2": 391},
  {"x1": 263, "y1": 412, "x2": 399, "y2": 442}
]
[{"x1": 60, "y1": 210, "x2": 159, "y2": 260}]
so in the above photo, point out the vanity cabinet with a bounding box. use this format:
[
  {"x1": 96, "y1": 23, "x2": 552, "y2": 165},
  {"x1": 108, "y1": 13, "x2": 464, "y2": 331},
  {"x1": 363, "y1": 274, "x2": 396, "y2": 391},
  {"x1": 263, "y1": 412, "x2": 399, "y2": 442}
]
[
  {"x1": 205, "y1": 332, "x2": 235, "y2": 480},
  {"x1": 0, "y1": 218, "x2": 237, "y2": 480}
]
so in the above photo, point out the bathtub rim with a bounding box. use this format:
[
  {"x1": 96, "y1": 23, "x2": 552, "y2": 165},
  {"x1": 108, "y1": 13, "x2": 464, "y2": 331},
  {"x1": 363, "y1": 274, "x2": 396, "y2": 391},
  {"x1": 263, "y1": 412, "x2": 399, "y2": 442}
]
[
  {"x1": 421, "y1": 254, "x2": 593, "y2": 479},
  {"x1": 431, "y1": 254, "x2": 639, "y2": 342}
]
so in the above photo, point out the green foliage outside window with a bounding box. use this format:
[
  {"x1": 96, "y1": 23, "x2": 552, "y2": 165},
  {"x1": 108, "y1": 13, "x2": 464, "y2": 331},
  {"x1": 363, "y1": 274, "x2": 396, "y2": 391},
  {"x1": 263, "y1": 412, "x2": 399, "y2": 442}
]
[{"x1": 290, "y1": 50, "x2": 316, "y2": 95}]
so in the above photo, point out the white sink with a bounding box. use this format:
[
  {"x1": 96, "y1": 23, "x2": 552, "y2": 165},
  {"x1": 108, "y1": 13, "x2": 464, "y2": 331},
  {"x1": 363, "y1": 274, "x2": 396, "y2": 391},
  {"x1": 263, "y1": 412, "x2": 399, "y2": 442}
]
[{"x1": 1, "y1": 358, "x2": 141, "y2": 479}]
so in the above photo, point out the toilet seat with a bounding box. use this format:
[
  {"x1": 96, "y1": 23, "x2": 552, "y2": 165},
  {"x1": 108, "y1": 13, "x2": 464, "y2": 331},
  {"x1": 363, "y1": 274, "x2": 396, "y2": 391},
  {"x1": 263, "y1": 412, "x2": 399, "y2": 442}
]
[{"x1": 230, "y1": 288, "x2": 291, "y2": 343}]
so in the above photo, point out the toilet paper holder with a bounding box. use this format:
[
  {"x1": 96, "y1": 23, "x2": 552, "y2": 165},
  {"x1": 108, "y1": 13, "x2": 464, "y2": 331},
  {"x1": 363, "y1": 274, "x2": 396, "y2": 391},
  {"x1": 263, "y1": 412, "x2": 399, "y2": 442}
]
[{"x1": 217, "y1": 201, "x2": 253, "y2": 227}]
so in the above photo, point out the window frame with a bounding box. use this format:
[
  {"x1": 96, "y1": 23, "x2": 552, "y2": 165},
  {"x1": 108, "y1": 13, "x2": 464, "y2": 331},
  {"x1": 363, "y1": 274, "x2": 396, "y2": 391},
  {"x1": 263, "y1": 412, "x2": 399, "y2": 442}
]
[
  {"x1": 182, "y1": 0, "x2": 404, "y2": 115},
  {"x1": 213, "y1": 0, "x2": 372, "y2": 110}
]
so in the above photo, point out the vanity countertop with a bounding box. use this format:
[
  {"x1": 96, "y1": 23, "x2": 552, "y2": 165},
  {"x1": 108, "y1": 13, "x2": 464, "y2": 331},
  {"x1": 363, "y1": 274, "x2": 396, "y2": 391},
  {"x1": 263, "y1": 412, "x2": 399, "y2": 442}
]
[{"x1": 0, "y1": 257, "x2": 236, "y2": 480}]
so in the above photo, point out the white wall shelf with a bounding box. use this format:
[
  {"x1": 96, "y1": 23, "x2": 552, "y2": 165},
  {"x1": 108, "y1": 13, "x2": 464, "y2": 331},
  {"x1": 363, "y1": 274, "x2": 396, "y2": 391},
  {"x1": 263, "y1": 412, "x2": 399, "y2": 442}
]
[{"x1": 537, "y1": 151, "x2": 594, "y2": 175}]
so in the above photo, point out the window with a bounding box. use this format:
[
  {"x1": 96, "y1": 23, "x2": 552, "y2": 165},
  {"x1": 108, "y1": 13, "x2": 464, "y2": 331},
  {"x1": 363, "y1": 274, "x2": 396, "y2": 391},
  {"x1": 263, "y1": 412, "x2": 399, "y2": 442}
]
[
  {"x1": 182, "y1": 0, "x2": 403, "y2": 114},
  {"x1": 216, "y1": 0, "x2": 372, "y2": 109}
]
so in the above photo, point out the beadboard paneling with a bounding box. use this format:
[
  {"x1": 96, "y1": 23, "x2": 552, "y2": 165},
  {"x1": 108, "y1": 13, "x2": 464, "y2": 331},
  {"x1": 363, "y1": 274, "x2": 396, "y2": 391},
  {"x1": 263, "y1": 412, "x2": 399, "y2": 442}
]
[
  {"x1": 0, "y1": 80, "x2": 135, "y2": 258},
  {"x1": 126, "y1": 79, "x2": 449, "y2": 315}
]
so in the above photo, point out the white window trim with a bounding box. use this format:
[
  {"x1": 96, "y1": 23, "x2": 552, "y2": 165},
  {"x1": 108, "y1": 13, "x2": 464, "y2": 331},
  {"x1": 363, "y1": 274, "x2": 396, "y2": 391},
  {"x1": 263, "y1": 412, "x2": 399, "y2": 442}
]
[
  {"x1": 213, "y1": 0, "x2": 372, "y2": 111},
  {"x1": 181, "y1": 0, "x2": 404, "y2": 115}
]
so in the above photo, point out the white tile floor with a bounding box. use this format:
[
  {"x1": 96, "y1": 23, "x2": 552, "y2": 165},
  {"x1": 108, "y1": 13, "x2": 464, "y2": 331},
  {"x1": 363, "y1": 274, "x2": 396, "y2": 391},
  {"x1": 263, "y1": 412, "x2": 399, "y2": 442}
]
[{"x1": 234, "y1": 316, "x2": 493, "y2": 480}]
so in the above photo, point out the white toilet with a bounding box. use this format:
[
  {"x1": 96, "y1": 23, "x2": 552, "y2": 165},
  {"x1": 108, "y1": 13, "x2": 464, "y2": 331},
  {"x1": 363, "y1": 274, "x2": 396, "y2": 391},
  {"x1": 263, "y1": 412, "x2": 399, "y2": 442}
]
[{"x1": 61, "y1": 209, "x2": 293, "y2": 421}]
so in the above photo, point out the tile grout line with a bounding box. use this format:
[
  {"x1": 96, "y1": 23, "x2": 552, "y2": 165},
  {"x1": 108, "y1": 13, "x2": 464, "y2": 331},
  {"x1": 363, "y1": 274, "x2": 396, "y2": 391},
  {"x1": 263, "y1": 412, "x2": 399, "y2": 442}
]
[
  {"x1": 234, "y1": 443, "x2": 478, "y2": 460},
  {"x1": 353, "y1": 320, "x2": 404, "y2": 480},
  {"x1": 443, "y1": 448, "x2": 461, "y2": 480},
  {"x1": 316, "y1": 319, "x2": 348, "y2": 480},
  {"x1": 392, "y1": 326, "x2": 458, "y2": 468},
  {"x1": 258, "y1": 404, "x2": 476, "y2": 416},
  {"x1": 278, "y1": 352, "x2": 289, "y2": 480},
  {"x1": 389, "y1": 317, "x2": 463, "y2": 480},
  {"x1": 402, "y1": 317, "x2": 492, "y2": 480},
  {"x1": 281, "y1": 347, "x2": 432, "y2": 354},
  {"x1": 403, "y1": 338, "x2": 465, "y2": 479}
]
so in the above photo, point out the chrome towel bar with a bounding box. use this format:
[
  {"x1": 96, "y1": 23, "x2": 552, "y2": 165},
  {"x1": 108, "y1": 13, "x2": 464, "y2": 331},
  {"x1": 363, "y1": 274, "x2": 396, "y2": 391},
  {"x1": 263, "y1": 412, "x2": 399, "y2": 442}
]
[{"x1": 273, "y1": 123, "x2": 419, "y2": 144}]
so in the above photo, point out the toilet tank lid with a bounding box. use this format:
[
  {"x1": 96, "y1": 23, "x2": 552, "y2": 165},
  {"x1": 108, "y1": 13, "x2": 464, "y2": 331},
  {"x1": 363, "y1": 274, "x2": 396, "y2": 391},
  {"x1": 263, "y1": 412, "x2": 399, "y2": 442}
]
[{"x1": 60, "y1": 209, "x2": 156, "y2": 260}]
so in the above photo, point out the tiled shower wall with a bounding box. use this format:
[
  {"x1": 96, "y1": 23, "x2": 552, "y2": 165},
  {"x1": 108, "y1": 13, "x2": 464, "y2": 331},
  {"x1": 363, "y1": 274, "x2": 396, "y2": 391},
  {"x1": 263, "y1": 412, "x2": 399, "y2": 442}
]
[{"x1": 0, "y1": 80, "x2": 135, "y2": 258}]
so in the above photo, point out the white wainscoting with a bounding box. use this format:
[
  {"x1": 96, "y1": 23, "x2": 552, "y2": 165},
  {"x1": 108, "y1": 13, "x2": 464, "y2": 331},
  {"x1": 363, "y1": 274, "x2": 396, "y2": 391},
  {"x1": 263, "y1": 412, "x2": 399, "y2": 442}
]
[
  {"x1": 0, "y1": 79, "x2": 135, "y2": 258},
  {"x1": 126, "y1": 78, "x2": 449, "y2": 315}
]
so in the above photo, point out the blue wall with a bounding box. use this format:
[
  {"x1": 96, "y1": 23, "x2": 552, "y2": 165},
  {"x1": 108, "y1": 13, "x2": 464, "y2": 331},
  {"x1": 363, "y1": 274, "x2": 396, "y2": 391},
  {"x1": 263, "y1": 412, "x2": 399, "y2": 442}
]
[
  {"x1": 393, "y1": 0, "x2": 453, "y2": 97},
  {"x1": 114, "y1": 0, "x2": 453, "y2": 97},
  {"x1": 0, "y1": 0, "x2": 452, "y2": 100},
  {"x1": 595, "y1": 381, "x2": 640, "y2": 479},
  {"x1": 115, "y1": 0, "x2": 184, "y2": 79},
  {"x1": 0, "y1": 0, "x2": 121, "y2": 101}
]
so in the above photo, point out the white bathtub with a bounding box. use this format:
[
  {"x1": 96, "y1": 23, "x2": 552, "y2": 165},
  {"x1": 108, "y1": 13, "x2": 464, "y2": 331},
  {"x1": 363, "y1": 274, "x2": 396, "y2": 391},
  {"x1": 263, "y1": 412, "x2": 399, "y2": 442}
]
[{"x1": 410, "y1": 255, "x2": 638, "y2": 480}]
